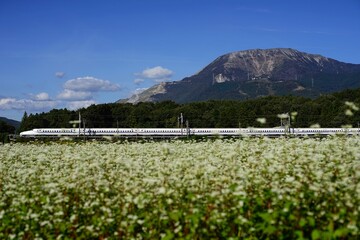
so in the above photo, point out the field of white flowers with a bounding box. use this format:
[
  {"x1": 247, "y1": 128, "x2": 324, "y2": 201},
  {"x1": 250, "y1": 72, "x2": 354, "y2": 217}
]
[{"x1": 0, "y1": 137, "x2": 359, "y2": 239}]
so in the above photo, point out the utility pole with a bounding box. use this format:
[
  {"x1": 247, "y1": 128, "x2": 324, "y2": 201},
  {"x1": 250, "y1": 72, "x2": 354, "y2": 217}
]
[
  {"x1": 279, "y1": 113, "x2": 290, "y2": 134},
  {"x1": 69, "y1": 113, "x2": 81, "y2": 137},
  {"x1": 178, "y1": 113, "x2": 184, "y2": 135},
  {"x1": 83, "y1": 118, "x2": 86, "y2": 140},
  {"x1": 287, "y1": 113, "x2": 291, "y2": 135},
  {"x1": 117, "y1": 119, "x2": 119, "y2": 139},
  {"x1": 79, "y1": 112, "x2": 82, "y2": 137}
]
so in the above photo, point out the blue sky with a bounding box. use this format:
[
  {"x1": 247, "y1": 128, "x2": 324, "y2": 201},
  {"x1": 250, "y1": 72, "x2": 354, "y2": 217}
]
[{"x1": 1, "y1": 0, "x2": 360, "y2": 121}]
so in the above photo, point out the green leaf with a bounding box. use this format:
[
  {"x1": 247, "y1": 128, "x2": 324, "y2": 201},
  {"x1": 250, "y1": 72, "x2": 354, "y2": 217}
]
[
  {"x1": 311, "y1": 229, "x2": 321, "y2": 240},
  {"x1": 299, "y1": 218, "x2": 307, "y2": 227},
  {"x1": 169, "y1": 211, "x2": 181, "y2": 222},
  {"x1": 334, "y1": 227, "x2": 348, "y2": 237},
  {"x1": 259, "y1": 212, "x2": 271, "y2": 222},
  {"x1": 162, "y1": 230, "x2": 174, "y2": 240},
  {"x1": 307, "y1": 216, "x2": 315, "y2": 227},
  {"x1": 265, "y1": 225, "x2": 277, "y2": 234},
  {"x1": 295, "y1": 230, "x2": 304, "y2": 240}
]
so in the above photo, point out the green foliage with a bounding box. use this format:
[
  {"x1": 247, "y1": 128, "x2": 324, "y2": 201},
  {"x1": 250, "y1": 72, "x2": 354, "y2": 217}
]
[
  {"x1": 19, "y1": 88, "x2": 360, "y2": 130},
  {"x1": 0, "y1": 120, "x2": 15, "y2": 134},
  {"x1": 0, "y1": 120, "x2": 15, "y2": 143}
]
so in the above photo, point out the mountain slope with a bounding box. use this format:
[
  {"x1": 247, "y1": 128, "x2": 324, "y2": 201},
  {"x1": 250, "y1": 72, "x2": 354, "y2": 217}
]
[
  {"x1": 119, "y1": 48, "x2": 360, "y2": 103},
  {"x1": 0, "y1": 117, "x2": 20, "y2": 129}
]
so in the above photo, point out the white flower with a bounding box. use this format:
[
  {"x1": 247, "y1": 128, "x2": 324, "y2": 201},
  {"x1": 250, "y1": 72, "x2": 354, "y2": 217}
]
[
  {"x1": 157, "y1": 187, "x2": 166, "y2": 195},
  {"x1": 345, "y1": 101, "x2": 359, "y2": 111},
  {"x1": 256, "y1": 118, "x2": 267, "y2": 124},
  {"x1": 345, "y1": 109, "x2": 354, "y2": 116},
  {"x1": 277, "y1": 113, "x2": 289, "y2": 119}
]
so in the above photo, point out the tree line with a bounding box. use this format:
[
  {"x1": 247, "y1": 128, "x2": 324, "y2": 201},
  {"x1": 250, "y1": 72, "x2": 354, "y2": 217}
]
[{"x1": 18, "y1": 88, "x2": 360, "y2": 133}]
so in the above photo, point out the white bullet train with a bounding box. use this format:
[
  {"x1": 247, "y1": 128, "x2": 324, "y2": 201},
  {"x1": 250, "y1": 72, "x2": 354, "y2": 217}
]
[{"x1": 19, "y1": 127, "x2": 360, "y2": 138}]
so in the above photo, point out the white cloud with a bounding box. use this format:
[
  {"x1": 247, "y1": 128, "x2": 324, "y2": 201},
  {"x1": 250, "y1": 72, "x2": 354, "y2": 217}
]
[
  {"x1": 66, "y1": 100, "x2": 96, "y2": 110},
  {"x1": 0, "y1": 97, "x2": 58, "y2": 111},
  {"x1": 55, "y1": 72, "x2": 65, "y2": 78},
  {"x1": 0, "y1": 75, "x2": 122, "y2": 116},
  {"x1": 32, "y1": 92, "x2": 50, "y2": 101},
  {"x1": 135, "y1": 66, "x2": 173, "y2": 82},
  {"x1": 0, "y1": 98, "x2": 17, "y2": 109},
  {"x1": 64, "y1": 76, "x2": 120, "y2": 92},
  {"x1": 57, "y1": 89, "x2": 92, "y2": 101},
  {"x1": 134, "y1": 78, "x2": 145, "y2": 85}
]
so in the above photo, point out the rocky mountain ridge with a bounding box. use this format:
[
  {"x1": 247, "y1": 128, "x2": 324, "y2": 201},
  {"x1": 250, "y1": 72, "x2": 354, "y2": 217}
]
[{"x1": 119, "y1": 48, "x2": 360, "y2": 103}]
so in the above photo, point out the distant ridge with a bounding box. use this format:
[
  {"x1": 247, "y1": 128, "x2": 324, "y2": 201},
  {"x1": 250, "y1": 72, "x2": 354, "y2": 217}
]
[
  {"x1": 0, "y1": 117, "x2": 20, "y2": 129},
  {"x1": 118, "y1": 48, "x2": 360, "y2": 103}
]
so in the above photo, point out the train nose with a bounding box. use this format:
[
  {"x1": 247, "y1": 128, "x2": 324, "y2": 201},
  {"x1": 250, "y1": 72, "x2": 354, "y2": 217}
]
[{"x1": 20, "y1": 130, "x2": 33, "y2": 137}]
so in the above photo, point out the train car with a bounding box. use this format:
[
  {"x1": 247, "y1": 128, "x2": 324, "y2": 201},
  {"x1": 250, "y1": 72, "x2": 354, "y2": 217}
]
[
  {"x1": 85, "y1": 128, "x2": 135, "y2": 136},
  {"x1": 293, "y1": 128, "x2": 360, "y2": 136},
  {"x1": 19, "y1": 128, "x2": 189, "y2": 138},
  {"x1": 241, "y1": 128, "x2": 285, "y2": 136},
  {"x1": 135, "y1": 128, "x2": 187, "y2": 136},
  {"x1": 19, "y1": 127, "x2": 360, "y2": 138},
  {"x1": 191, "y1": 128, "x2": 240, "y2": 136},
  {"x1": 19, "y1": 128, "x2": 78, "y2": 137}
]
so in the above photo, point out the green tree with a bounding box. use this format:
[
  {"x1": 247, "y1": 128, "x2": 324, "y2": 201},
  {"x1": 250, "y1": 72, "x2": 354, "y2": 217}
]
[
  {"x1": 0, "y1": 120, "x2": 15, "y2": 133},
  {"x1": 18, "y1": 111, "x2": 28, "y2": 133},
  {"x1": 0, "y1": 120, "x2": 15, "y2": 143},
  {"x1": 82, "y1": 104, "x2": 114, "y2": 128}
]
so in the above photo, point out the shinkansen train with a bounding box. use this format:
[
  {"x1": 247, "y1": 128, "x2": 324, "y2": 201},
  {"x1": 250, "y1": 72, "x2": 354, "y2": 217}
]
[{"x1": 19, "y1": 127, "x2": 360, "y2": 138}]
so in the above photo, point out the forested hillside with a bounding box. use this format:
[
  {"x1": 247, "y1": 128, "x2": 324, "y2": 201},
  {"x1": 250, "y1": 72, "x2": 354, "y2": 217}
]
[
  {"x1": 0, "y1": 120, "x2": 16, "y2": 143},
  {"x1": 18, "y1": 88, "x2": 360, "y2": 132}
]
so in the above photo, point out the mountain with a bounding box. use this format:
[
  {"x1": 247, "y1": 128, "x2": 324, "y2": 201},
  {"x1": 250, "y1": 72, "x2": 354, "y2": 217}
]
[
  {"x1": 118, "y1": 48, "x2": 360, "y2": 104},
  {"x1": 0, "y1": 117, "x2": 21, "y2": 129}
]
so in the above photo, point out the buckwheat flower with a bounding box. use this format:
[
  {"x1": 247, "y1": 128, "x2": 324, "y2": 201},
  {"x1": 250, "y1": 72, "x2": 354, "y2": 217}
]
[
  {"x1": 157, "y1": 187, "x2": 166, "y2": 195},
  {"x1": 54, "y1": 211, "x2": 64, "y2": 216},
  {"x1": 174, "y1": 225, "x2": 182, "y2": 234},
  {"x1": 345, "y1": 109, "x2": 354, "y2": 116},
  {"x1": 40, "y1": 221, "x2": 52, "y2": 227},
  {"x1": 291, "y1": 111, "x2": 298, "y2": 120},
  {"x1": 345, "y1": 101, "x2": 359, "y2": 111},
  {"x1": 137, "y1": 219, "x2": 145, "y2": 225},
  {"x1": 86, "y1": 225, "x2": 94, "y2": 232},
  {"x1": 285, "y1": 176, "x2": 295, "y2": 183},
  {"x1": 277, "y1": 113, "x2": 289, "y2": 119},
  {"x1": 256, "y1": 118, "x2": 266, "y2": 124},
  {"x1": 102, "y1": 136, "x2": 113, "y2": 141},
  {"x1": 70, "y1": 214, "x2": 77, "y2": 222}
]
